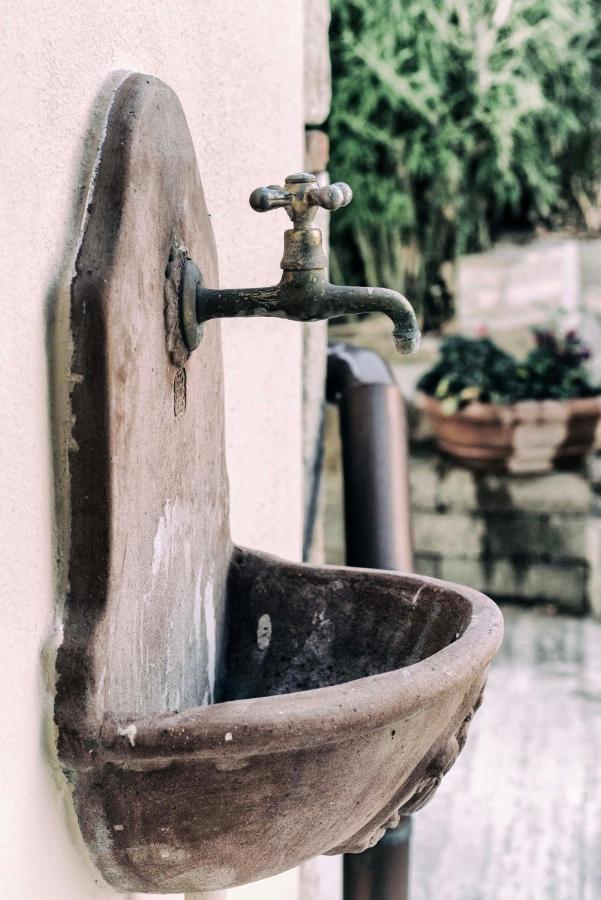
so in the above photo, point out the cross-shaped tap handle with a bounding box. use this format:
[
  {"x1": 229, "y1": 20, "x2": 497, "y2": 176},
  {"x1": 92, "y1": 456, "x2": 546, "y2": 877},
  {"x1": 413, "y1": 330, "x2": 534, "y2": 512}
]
[{"x1": 249, "y1": 173, "x2": 352, "y2": 228}]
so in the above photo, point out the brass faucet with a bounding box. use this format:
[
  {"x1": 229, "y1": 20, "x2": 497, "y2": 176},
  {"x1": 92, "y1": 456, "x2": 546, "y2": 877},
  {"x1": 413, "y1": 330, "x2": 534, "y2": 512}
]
[{"x1": 180, "y1": 173, "x2": 420, "y2": 354}]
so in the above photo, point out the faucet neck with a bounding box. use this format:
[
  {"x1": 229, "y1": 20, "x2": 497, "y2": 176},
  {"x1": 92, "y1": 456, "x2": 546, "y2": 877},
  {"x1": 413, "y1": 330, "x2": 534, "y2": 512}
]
[{"x1": 281, "y1": 227, "x2": 327, "y2": 271}]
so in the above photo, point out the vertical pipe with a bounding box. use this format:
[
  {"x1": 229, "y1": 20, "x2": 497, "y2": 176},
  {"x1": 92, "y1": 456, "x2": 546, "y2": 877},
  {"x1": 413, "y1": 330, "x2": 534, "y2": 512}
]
[
  {"x1": 343, "y1": 818, "x2": 412, "y2": 900},
  {"x1": 338, "y1": 382, "x2": 412, "y2": 572},
  {"x1": 326, "y1": 343, "x2": 413, "y2": 900}
]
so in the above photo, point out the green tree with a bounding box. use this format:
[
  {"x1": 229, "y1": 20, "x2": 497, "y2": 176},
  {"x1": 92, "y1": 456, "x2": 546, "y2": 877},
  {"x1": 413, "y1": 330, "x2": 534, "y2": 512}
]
[{"x1": 327, "y1": 0, "x2": 600, "y2": 329}]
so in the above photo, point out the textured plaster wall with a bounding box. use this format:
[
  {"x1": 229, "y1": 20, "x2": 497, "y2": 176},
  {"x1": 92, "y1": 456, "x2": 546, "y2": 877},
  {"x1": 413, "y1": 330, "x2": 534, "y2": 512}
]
[{"x1": 0, "y1": 2, "x2": 304, "y2": 898}]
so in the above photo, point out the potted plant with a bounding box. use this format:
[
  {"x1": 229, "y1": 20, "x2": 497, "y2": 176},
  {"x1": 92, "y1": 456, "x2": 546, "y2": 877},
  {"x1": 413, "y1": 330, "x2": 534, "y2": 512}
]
[{"x1": 417, "y1": 330, "x2": 601, "y2": 473}]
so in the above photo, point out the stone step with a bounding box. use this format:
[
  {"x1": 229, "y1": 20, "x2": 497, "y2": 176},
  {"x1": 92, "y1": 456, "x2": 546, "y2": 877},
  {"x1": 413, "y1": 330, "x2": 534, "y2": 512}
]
[
  {"x1": 410, "y1": 447, "x2": 591, "y2": 514},
  {"x1": 416, "y1": 555, "x2": 588, "y2": 613},
  {"x1": 412, "y1": 510, "x2": 589, "y2": 561}
]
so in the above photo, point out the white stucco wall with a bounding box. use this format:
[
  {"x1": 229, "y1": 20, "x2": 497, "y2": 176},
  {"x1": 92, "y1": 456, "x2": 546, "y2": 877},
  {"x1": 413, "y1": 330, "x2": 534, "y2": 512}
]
[{"x1": 0, "y1": 3, "x2": 305, "y2": 898}]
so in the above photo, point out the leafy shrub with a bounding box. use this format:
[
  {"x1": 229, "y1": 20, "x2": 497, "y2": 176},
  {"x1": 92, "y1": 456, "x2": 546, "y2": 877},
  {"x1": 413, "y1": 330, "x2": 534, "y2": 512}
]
[
  {"x1": 522, "y1": 329, "x2": 596, "y2": 400},
  {"x1": 327, "y1": 0, "x2": 601, "y2": 329},
  {"x1": 417, "y1": 330, "x2": 598, "y2": 412}
]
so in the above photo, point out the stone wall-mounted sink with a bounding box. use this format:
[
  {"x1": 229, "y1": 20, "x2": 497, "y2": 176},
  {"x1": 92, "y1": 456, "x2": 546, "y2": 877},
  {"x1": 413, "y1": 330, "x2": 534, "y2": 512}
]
[
  {"x1": 63, "y1": 549, "x2": 502, "y2": 893},
  {"x1": 54, "y1": 73, "x2": 503, "y2": 894}
]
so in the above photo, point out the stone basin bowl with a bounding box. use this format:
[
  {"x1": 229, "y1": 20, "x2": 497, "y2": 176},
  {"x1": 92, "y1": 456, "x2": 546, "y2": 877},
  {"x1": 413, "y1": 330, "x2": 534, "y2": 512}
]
[{"x1": 80, "y1": 548, "x2": 503, "y2": 893}]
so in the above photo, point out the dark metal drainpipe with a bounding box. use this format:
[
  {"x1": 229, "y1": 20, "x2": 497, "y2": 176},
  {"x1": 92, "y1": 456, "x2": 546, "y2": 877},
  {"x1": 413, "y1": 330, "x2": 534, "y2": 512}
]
[{"x1": 326, "y1": 341, "x2": 413, "y2": 900}]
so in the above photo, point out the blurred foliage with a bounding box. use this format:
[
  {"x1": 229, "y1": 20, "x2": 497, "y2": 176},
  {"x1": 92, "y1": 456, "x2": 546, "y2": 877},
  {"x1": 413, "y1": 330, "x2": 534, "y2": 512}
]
[
  {"x1": 417, "y1": 330, "x2": 599, "y2": 411},
  {"x1": 327, "y1": 0, "x2": 601, "y2": 329}
]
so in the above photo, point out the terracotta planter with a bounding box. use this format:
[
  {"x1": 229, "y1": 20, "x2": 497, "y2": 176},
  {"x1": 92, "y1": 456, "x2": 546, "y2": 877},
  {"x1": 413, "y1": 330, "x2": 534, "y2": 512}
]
[{"x1": 419, "y1": 394, "x2": 601, "y2": 473}]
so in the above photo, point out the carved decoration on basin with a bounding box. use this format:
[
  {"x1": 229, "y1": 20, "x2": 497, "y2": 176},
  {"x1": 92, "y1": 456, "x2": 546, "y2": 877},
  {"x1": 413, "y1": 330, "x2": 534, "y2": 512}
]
[{"x1": 329, "y1": 685, "x2": 486, "y2": 855}]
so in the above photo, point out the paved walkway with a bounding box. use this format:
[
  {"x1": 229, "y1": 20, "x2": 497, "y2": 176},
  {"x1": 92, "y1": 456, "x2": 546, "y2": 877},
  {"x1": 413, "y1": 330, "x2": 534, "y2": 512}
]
[{"x1": 410, "y1": 606, "x2": 601, "y2": 900}]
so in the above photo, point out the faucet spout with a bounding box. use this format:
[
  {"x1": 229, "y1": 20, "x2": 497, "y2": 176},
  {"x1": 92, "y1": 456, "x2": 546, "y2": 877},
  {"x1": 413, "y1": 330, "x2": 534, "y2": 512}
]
[
  {"x1": 182, "y1": 268, "x2": 420, "y2": 355},
  {"x1": 317, "y1": 282, "x2": 421, "y2": 354}
]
